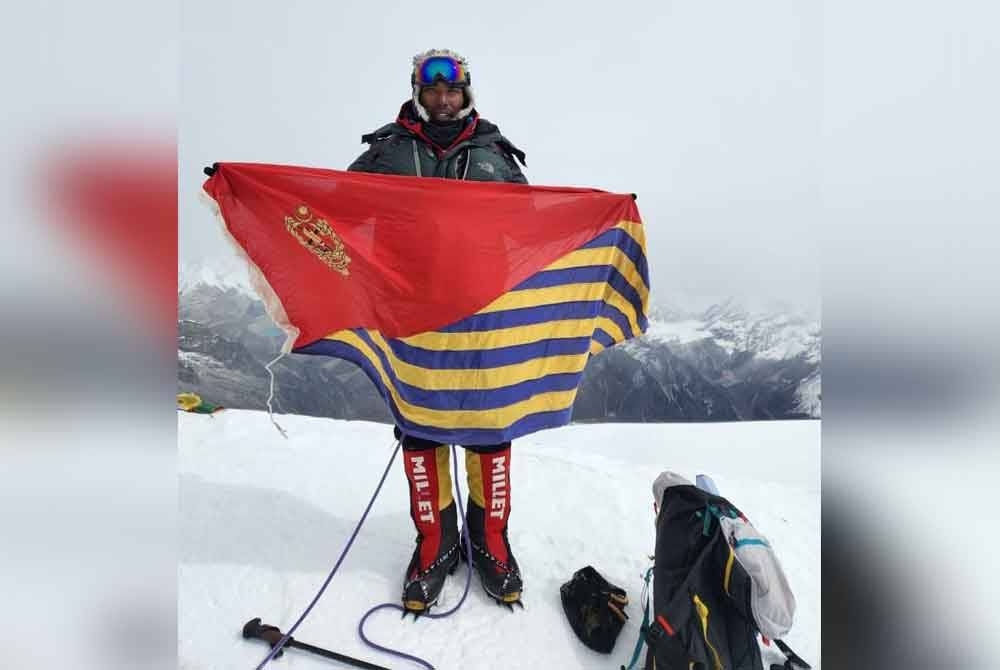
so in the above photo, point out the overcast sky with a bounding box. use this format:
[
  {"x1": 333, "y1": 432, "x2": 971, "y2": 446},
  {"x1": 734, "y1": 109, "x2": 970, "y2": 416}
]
[{"x1": 180, "y1": 0, "x2": 820, "y2": 314}]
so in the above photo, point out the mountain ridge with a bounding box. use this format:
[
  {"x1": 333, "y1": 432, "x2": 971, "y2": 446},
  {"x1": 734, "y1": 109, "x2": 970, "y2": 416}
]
[{"x1": 177, "y1": 271, "x2": 821, "y2": 422}]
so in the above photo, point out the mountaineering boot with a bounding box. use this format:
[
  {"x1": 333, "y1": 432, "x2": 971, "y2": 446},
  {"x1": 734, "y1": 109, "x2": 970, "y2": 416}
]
[
  {"x1": 401, "y1": 442, "x2": 460, "y2": 613},
  {"x1": 463, "y1": 445, "x2": 523, "y2": 606}
]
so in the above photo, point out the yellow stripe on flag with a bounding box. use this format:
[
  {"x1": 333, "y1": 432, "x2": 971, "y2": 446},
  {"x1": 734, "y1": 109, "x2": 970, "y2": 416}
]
[
  {"x1": 364, "y1": 330, "x2": 590, "y2": 391},
  {"x1": 480, "y1": 282, "x2": 643, "y2": 338},
  {"x1": 544, "y1": 246, "x2": 648, "y2": 300},
  {"x1": 395, "y1": 316, "x2": 627, "y2": 352},
  {"x1": 327, "y1": 331, "x2": 580, "y2": 428},
  {"x1": 543, "y1": 242, "x2": 649, "y2": 307}
]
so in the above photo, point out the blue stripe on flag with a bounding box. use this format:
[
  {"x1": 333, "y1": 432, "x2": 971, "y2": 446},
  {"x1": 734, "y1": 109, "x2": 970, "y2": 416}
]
[
  {"x1": 300, "y1": 333, "x2": 585, "y2": 412},
  {"x1": 390, "y1": 371, "x2": 584, "y2": 411},
  {"x1": 581, "y1": 228, "x2": 649, "y2": 282},
  {"x1": 352, "y1": 329, "x2": 581, "y2": 411},
  {"x1": 439, "y1": 300, "x2": 636, "y2": 340},
  {"x1": 294, "y1": 338, "x2": 575, "y2": 445},
  {"x1": 397, "y1": 407, "x2": 575, "y2": 445},
  {"x1": 592, "y1": 328, "x2": 616, "y2": 349},
  {"x1": 385, "y1": 335, "x2": 593, "y2": 369},
  {"x1": 512, "y1": 265, "x2": 646, "y2": 328}
]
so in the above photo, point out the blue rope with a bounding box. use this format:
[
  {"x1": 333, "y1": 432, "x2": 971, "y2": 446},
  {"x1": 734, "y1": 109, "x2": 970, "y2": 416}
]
[
  {"x1": 253, "y1": 441, "x2": 474, "y2": 670},
  {"x1": 357, "y1": 444, "x2": 475, "y2": 670},
  {"x1": 253, "y1": 439, "x2": 402, "y2": 670}
]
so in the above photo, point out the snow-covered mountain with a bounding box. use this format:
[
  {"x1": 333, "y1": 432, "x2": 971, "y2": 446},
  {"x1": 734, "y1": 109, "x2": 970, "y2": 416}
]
[
  {"x1": 580, "y1": 299, "x2": 822, "y2": 421},
  {"x1": 178, "y1": 257, "x2": 254, "y2": 296},
  {"x1": 179, "y1": 410, "x2": 821, "y2": 669},
  {"x1": 638, "y1": 298, "x2": 820, "y2": 363},
  {"x1": 178, "y1": 264, "x2": 821, "y2": 421},
  {"x1": 692, "y1": 298, "x2": 819, "y2": 363}
]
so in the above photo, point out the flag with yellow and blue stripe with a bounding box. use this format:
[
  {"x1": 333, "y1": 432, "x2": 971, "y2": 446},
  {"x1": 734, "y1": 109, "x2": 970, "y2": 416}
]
[
  {"x1": 293, "y1": 220, "x2": 649, "y2": 445},
  {"x1": 203, "y1": 163, "x2": 650, "y2": 444}
]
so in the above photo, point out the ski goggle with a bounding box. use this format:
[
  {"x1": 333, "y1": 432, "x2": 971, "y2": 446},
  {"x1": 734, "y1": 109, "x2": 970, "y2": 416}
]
[{"x1": 413, "y1": 56, "x2": 469, "y2": 87}]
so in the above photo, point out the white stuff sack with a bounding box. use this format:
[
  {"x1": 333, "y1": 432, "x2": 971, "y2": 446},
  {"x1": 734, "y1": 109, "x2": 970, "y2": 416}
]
[{"x1": 719, "y1": 516, "x2": 796, "y2": 639}]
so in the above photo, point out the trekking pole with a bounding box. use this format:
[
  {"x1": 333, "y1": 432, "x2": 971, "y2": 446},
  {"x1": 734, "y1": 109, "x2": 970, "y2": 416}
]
[
  {"x1": 773, "y1": 639, "x2": 812, "y2": 670},
  {"x1": 243, "y1": 618, "x2": 390, "y2": 670},
  {"x1": 248, "y1": 440, "x2": 401, "y2": 670}
]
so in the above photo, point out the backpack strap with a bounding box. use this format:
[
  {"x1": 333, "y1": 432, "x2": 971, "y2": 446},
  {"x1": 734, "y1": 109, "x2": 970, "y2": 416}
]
[
  {"x1": 644, "y1": 613, "x2": 700, "y2": 669},
  {"x1": 643, "y1": 573, "x2": 704, "y2": 670},
  {"x1": 360, "y1": 123, "x2": 399, "y2": 145},
  {"x1": 620, "y1": 566, "x2": 655, "y2": 670},
  {"x1": 492, "y1": 137, "x2": 526, "y2": 166}
]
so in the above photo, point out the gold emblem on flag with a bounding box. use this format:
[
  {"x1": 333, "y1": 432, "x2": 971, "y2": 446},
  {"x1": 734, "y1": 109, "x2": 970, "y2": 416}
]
[{"x1": 284, "y1": 205, "x2": 351, "y2": 276}]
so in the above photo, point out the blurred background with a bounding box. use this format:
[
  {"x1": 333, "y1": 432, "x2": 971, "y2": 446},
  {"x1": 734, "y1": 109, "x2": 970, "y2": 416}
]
[
  {"x1": 822, "y1": 2, "x2": 999, "y2": 667},
  {"x1": 0, "y1": 2, "x2": 177, "y2": 669},
  {"x1": 2, "y1": 1, "x2": 997, "y2": 668}
]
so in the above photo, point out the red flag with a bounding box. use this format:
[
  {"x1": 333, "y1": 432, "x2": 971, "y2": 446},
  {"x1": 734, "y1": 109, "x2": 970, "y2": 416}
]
[{"x1": 202, "y1": 162, "x2": 639, "y2": 348}]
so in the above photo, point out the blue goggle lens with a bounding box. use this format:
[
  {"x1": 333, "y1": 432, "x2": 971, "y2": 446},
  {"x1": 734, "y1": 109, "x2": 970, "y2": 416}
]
[{"x1": 416, "y1": 56, "x2": 466, "y2": 86}]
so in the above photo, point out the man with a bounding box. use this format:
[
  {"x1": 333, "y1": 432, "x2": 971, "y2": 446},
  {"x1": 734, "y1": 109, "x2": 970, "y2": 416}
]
[
  {"x1": 349, "y1": 49, "x2": 526, "y2": 182},
  {"x1": 348, "y1": 49, "x2": 527, "y2": 614}
]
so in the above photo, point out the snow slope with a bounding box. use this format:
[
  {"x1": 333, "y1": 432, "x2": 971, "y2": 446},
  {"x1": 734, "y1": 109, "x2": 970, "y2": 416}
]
[{"x1": 179, "y1": 411, "x2": 820, "y2": 669}]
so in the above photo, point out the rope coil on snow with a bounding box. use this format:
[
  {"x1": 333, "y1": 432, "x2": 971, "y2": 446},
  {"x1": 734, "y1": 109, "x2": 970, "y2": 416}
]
[
  {"x1": 252, "y1": 442, "x2": 472, "y2": 670},
  {"x1": 357, "y1": 444, "x2": 475, "y2": 670},
  {"x1": 253, "y1": 439, "x2": 402, "y2": 669}
]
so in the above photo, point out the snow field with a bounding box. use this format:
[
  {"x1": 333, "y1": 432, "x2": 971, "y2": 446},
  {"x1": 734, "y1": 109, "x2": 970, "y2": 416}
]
[{"x1": 180, "y1": 411, "x2": 820, "y2": 669}]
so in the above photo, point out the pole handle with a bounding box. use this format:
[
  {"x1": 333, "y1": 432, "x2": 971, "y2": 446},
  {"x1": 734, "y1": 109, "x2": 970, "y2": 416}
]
[{"x1": 242, "y1": 617, "x2": 289, "y2": 658}]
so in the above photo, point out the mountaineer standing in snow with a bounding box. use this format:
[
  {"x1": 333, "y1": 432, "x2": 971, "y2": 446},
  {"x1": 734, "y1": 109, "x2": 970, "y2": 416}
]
[{"x1": 348, "y1": 49, "x2": 528, "y2": 614}]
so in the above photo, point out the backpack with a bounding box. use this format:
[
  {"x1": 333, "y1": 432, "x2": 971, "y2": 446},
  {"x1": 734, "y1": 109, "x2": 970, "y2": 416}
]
[{"x1": 635, "y1": 472, "x2": 807, "y2": 670}]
